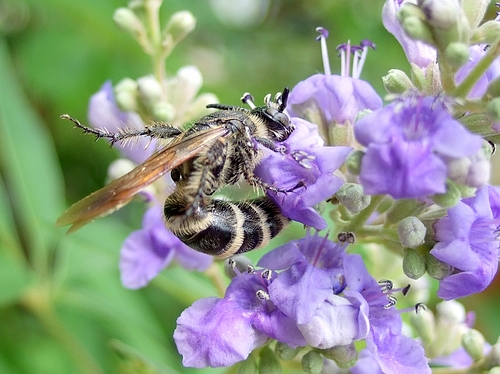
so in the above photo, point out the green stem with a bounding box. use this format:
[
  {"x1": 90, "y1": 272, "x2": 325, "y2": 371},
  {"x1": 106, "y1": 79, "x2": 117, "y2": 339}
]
[
  {"x1": 437, "y1": 52, "x2": 457, "y2": 94},
  {"x1": 205, "y1": 263, "x2": 227, "y2": 297},
  {"x1": 341, "y1": 194, "x2": 385, "y2": 233},
  {"x1": 144, "y1": 0, "x2": 166, "y2": 84},
  {"x1": 23, "y1": 285, "x2": 104, "y2": 374},
  {"x1": 355, "y1": 225, "x2": 400, "y2": 243},
  {"x1": 453, "y1": 36, "x2": 500, "y2": 98}
]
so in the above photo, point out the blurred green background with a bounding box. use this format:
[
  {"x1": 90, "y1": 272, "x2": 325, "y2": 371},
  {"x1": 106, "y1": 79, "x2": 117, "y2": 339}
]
[{"x1": 1, "y1": 0, "x2": 499, "y2": 373}]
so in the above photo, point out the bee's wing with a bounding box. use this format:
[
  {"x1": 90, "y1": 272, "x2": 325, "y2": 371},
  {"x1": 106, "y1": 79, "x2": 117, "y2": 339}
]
[{"x1": 56, "y1": 126, "x2": 228, "y2": 233}]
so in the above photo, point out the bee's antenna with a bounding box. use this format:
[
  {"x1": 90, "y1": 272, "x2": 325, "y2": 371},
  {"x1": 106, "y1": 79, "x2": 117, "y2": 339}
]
[{"x1": 278, "y1": 87, "x2": 289, "y2": 112}]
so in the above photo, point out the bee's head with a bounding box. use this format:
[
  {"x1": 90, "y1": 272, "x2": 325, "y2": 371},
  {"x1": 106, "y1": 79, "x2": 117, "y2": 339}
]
[{"x1": 250, "y1": 87, "x2": 295, "y2": 142}]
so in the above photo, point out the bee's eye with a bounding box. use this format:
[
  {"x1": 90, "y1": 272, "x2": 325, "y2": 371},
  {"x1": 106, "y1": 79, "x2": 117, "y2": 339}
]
[
  {"x1": 273, "y1": 111, "x2": 290, "y2": 127},
  {"x1": 264, "y1": 108, "x2": 290, "y2": 127}
]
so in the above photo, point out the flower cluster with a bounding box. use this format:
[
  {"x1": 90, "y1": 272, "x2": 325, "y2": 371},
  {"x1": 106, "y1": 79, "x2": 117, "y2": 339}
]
[
  {"x1": 175, "y1": 232, "x2": 429, "y2": 372},
  {"x1": 77, "y1": 0, "x2": 500, "y2": 372}
]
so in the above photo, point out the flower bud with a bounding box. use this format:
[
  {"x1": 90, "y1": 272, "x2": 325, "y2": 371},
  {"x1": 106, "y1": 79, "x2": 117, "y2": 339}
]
[
  {"x1": 172, "y1": 66, "x2": 203, "y2": 108},
  {"x1": 484, "y1": 343, "x2": 500, "y2": 368},
  {"x1": 410, "y1": 307, "x2": 436, "y2": 345},
  {"x1": 398, "y1": 217, "x2": 426, "y2": 248},
  {"x1": 471, "y1": 20, "x2": 500, "y2": 45},
  {"x1": 181, "y1": 93, "x2": 219, "y2": 123},
  {"x1": 275, "y1": 342, "x2": 301, "y2": 361},
  {"x1": 386, "y1": 199, "x2": 427, "y2": 225},
  {"x1": 446, "y1": 152, "x2": 490, "y2": 189},
  {"x1": 401, "y1": 16, "x2": 435, "y2": 45},
  {"x1": 486, "y1": 77, "x2": 500, "y2": 100},
  {"x1": 335, "y1": 183, "x2": 371, "y2": 214},
  {"x1": 163, "y1": 11, "x2": 196, "y2": 47},
  {"x1": 424, "y1": 253, "x2": 453, "y2": 280},
  {"x1": 462, "y1": 329, "x2": 485, "y2": 361},
  {"x1": 461, "y1": 0, "x2": 489, "y2": 31},
  {"x1": 421, "y1": 0, "x2": 460, "y2": 29},
  {"x1": 444, "y1": 42, "x2": 470, "y2": 68},
  {"x1": 411, "y1": 61, "x2": 441, "y2": 96},
  {"x1": 345, "y1": 150, "x2": 363, "y2": 176},
  {"x1": 258, "y1": 346, "x2": 281, "y2": 374},
  {"x1": 113, "y1": 7, "x2": 147, "y2": 39},
  {"x1": 107, "y1": 158, "x2": 135, "y2": 182},
  {"x1": 137, "y1": 76, "x2": 162, "y2": 108},
  {"x1": 487, "y1": 97, "x2": 500, "y2": 123},
  {"x1": 383, "y1": 69, "x2": 415, "y2": 94},
  {"x1": 301, "y1": 350, "x2": 323, "y2": 374},
  {"x1": 430, "y1": 181, "x2": 461, "y2": 208},
  {"x1": 436, "y1": 300, "x2": 466, "y2": 325},
  {"x1": 321, "y1": 343, "x2": 357, "y2": 368},
  {"x1": 403, "y1": 248, "x2": 426, "y2": 279},
  {"x1": 114, "y1": 78, "x2": 138, "y2": 112},
  {"x1": 238, "y1": 354, "x2": 257, "y2": 374},
  {"x1": 152, "y1": 102, "x2": 175, "y2": 122}
]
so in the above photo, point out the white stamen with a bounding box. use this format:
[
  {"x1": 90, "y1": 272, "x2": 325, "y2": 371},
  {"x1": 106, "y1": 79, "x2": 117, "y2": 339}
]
[{"x1": 353, "y1": 45, "x2": 369, "y2": 79}]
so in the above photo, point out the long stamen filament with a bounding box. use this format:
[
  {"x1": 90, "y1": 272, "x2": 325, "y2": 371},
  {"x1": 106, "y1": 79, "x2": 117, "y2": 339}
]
[{"x1": 316, "y1": 27, "x2": 331, "y2": 76}]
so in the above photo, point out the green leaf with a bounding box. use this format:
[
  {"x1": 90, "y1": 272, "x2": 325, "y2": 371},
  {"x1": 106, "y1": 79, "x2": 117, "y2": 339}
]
[
  {"x1": 0, "y1": 250, "x2": 33, "y2": 306},
  {"x1": 0, "y1": 37, "x2": 65, "y2": 272},
  {"x1": 0, "y1": 172, "x2": 22, "y2": 257}
]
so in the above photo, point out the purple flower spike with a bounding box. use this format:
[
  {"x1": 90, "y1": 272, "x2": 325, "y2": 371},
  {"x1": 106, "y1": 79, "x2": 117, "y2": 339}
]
[
  {"x1": 119, "y1": 204, "x2": 212, "y2": 289},
  {"x1": 255, "y1": 118, "x2": 351, "y2": 230},
  {"x1": 355, "y1": 96, "x2": 483, "y2": 199},
  {"x1": 431, "y1": 186, "x2": 500, "y2": 299}
]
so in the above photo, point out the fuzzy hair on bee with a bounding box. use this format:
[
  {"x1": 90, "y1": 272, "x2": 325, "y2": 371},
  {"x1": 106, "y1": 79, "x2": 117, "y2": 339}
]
[{"x1": 57, "y1": 88, "x2": 296, "y2": 258}]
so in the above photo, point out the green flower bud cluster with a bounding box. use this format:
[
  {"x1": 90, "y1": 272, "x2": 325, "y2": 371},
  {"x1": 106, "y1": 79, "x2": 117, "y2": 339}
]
[
  {"x1": 411, "y1": 300, "x2": 470, "y2": 357},
  {"x1": 383, "y1": 0, "x2": 500, "y2": 108},
  {"x1": 410, "y1": 300, "x2": 500, "y2": 372},
  {"x1": 114, "y1": 66, "x2": 218, "y2": 125},
  {"x1": 114, "y1": 3, "x2": 196, "y2": 59},
  {"x1": 397, "y1": 0, "x2": 478, "y2": 68},
  {"x1": 111, "y1": 2, "x2": 218, "y2": 126}
]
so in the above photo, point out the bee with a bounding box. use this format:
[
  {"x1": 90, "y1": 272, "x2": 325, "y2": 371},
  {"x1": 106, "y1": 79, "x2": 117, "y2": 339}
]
[{"x1": 57, "y1": 88, "x2": 297, "y2": 258}]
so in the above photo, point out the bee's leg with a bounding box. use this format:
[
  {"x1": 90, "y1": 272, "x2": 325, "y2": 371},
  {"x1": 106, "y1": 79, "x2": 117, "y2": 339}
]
[
  {"x1": 60, "y1": 114, "x2": 182, "y2": 146},
  {"x1": 243, "y1": 165, "x2": 304, "y2": 195},
  {"x1": 185, "y1": 139, "x2": 228, "y2": 215},
  {"x1": 254, "y1": 137, "x2": 286, "y2": 153}
]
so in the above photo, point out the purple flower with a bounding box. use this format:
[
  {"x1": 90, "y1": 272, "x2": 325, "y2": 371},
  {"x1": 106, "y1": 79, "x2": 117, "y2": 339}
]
[
  {"x1": 430, "y1": 185, "x2": 500, "y2": 299},
  {"x1": 255, "y1": 118, "x2": 351, "y2": 230},
  {"x1": 288, "y1": 74, "x2": 383, "y2": 127},
  {"x1": 354, "y1": 96, "x2": 483, "y2": 199},
  {"x1": 344, "y1": 255, "x2": 431, "y2": 374},
  {"x1": 88, "y1": 81, "x2": 154, "y2": 164},
  {"x1": 287, "y1": 29, "x2": 382, "y2": 143},
  {"x1": 120, "y1": 204, "x2": 212, "y2": 289},
  {"x1": 174, "y1": 269, "x2": 306, "y2": 368},
  {"x1": 258, "y1": 232, "x2": 368, "y2": 349},
  {"x1": 173, "y1": 297, "x2": 267, "y2": 368},
  {"x1": 382, "y1": 0, "x2": 437, "y2": 69}
]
